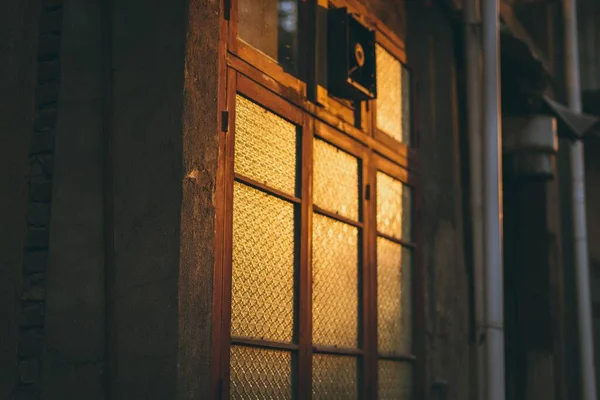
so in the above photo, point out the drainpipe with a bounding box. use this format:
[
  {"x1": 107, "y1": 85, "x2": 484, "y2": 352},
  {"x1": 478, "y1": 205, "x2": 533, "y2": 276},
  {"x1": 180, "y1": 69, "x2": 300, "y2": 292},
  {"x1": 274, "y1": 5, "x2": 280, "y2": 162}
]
[
  {"x1": 563, "y1": 0, "x2": 597, "y2": 397},
  {"x1": 464, "y1": 0, "x2": 486, "y2": 398},
  {"x1": 481, "y1": 0, "x2": 506, "y2": 398}
]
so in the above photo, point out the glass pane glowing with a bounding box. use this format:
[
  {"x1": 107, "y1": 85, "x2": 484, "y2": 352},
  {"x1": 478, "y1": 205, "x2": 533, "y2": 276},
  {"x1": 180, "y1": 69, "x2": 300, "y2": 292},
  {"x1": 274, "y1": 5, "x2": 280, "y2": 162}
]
[
  {"x1": 375, "y1": 45, "x2": 401, "y2": 141},
  {"x1": 235, "y1": 94, "x2": 298, "y2": 195},
  {"x1": 312, "y1": 214, "x2": 359, "y2": 348},
  {"x1": 376, "y1": 45, "x2": 410, "y2": 145},
  {"x1": 230, "y1": 345, "x2": 293, "y2": 399},
  {"x1": 312, "y1": 354, "x2": 358, "y2": 399},
  {"x1": 231, "y1": 182, "x2": 295, "y2": 342},
  {"x1": 313, "y1": 138, "x2": 360, "y2": 221},
  {"x1": 376, "y1": 171, "x2": 412, "y2": 241},
  {"x1": 377, "y1": 237, "x2": 413, "y2": 355},
  {"x1": 238, "y1": 0, "x2": 299, "y2": 74},
  {"x1": 378, "y1": 360, "x2": 413, "y2": 400}
]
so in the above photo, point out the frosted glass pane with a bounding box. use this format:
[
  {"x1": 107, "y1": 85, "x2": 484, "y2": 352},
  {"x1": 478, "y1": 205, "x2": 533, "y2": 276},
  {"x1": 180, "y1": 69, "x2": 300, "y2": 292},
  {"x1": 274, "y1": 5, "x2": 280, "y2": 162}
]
[
  {"x1": 312, "y1": 213, "x2": 359, "y2": 348},
  {"x1": 230, "y1": 346, "x2": 293, "y2": 399},
  {"x1": 313, "y1": 354, "x2": 358, "y2": 399},
  {"x1": 377, "y1": 237, "x2": 413, "y2": 354},
  {"x1": 376, "y1": 171, "x2": 412, "y2": 241},
  {"x1": 376, "y1": 45, "x2": 410, "y2": 145},
  {"x1": 231, "y1": 182, "x2": 295, "y2": 342},
  {"x1": 235, "y1": 94, "x2": 298, "y2": 195},
  {"x1": 313, "y1": 138, "x2": 360, "y2": 221}
]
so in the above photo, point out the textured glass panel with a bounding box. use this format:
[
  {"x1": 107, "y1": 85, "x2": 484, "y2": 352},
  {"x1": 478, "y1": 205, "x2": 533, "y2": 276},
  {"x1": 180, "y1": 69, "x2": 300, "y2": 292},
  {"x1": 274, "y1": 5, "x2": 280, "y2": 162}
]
[
  {"x1": 312, "y1": 214, "x2": 359, "y2": 348},
  {"x1": 376, "y1": 171, "x2": 412, "y2": 241},
  {"x1": 238, "y1": 0, "x2": 299, "y2": 74},
  {"x1": 313, "y1": 354, "x2": 358, "y2": 399},
  {"x1": 376, "y1": 44, "x2": 402, "y2": 142},
  {"x1": 378, "y1": 360, "x2": 413, "y2": 400},
  {"x1": 313, "y1": 138, "x2": 359, "y2": 221},
  {"x1": 231, "y1": 182, "x2": 295, "y2": 342},
  {"x1": 230, "y1": 345, "x2": 293, "y2": 399},
  {"x1": 377, "y1": 237, "x2": 413, "y2": 354},
  {"x1": 235, "y1": 95, "x2": 298, "y2": 195}
]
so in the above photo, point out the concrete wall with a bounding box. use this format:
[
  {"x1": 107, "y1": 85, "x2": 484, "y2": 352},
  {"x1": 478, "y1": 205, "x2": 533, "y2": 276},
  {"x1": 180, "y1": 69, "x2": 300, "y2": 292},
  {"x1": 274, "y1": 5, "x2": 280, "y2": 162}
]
[
  {"x1": 503, "y1": 176, "x2": 564, "y2": 400},
  {"x1": 585, "y1": 136, "x2": 600, "y2": 400},
  {"x1": 583, "y1": 92, "x2": 600, "y2": 400},
  {"x1": 405, "y1": 3, "x2": 472, "y2": 399},
  {"x1": 368, "y1": 0, "x2": 406, "y2": 41},
  {"x1": 41, "y1": 0, "x2": 105, "y2": 398},
  {"x1": 0, "y1": 1, "x2": 41, "y2": 398},
  {"x1": 578, "y1": 0, "x2": 600, "y2": 91},
  {"x1": 36, "y1": 0, "x2": 221, "y2": 398},
  {"x1": 177, "y1": 0, "x2": 222, "y2": 397}
]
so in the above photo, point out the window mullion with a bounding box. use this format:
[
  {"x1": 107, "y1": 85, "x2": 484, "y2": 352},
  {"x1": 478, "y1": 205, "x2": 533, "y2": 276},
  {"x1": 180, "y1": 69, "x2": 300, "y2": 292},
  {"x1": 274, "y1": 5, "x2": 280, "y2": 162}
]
[
  {"x1": 364, "y1": 151, "x2": 378, "y2": 400},
  {"x1": 219, "y1": 70, "x2": 238, "y2": 400},
  {"x1": 298, "y1": 115, "x2": 314, "y2": 400}
]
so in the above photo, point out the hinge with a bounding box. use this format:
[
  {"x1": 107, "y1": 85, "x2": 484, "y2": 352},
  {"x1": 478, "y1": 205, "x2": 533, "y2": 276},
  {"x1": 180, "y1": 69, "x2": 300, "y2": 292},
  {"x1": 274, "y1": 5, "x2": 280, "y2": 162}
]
[
  {"x1": 365, "y1": 184, "x2": 371, "y2": 200},
  {"x1": 224, "y1": 0, "x2": 231, "y2": 21},
  {"x1": 221, "y1": 111, "x2": 229, "y2": 132}
]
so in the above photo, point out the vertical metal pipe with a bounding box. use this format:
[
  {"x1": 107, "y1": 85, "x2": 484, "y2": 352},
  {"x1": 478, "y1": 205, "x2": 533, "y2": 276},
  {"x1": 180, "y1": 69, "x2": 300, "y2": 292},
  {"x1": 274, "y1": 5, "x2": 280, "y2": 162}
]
[
  {"x1": 481, "y1": 0, "x2": 506, "y2": 398},
  {"x1": 464, "y1": 0, "x2": 486, "y2": 397},
  {"x1": 596, "y1": 0, "x2": 600, "y2": 92},
  {"x1": 583, "y1": 0, "x2": 597, "y2": 90},
  {"x1": 563, "y1": 0, "x2": 597, "y2": 397}
]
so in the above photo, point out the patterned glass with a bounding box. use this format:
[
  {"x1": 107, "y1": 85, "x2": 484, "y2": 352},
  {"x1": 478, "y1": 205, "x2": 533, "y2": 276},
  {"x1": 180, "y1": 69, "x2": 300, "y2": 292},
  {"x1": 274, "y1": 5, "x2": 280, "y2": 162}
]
[
  {"x1": 378, "y1": 360, "x2": 413, "y2": 400},
  {"x1": 230, "y1": 345, "x2": 293, "y2": 399},
  {"x1": 312, "y1": 213, "x2": 359, "y2": 348},
  {"x1": 376, "y1": 171, "x2": 412, "y2": 241},
  {"x1": 313, "y1": 138, "x2": 360, "y2": 221},
  {"x1": 231, "y1": 182, "x2": 295, "y2": 342},
  {"x1": 235, "y1": 94, "x2": 298, "y2": 195},
  {"x1": 312, "y1": 354, "x2": 358, "y2": 399},
  {"x1": 376, "y1": 44, "x2": 410, "y2": 145},
  {"x1": 377, "y1": 237, "x2": 413, "y2": 355}
]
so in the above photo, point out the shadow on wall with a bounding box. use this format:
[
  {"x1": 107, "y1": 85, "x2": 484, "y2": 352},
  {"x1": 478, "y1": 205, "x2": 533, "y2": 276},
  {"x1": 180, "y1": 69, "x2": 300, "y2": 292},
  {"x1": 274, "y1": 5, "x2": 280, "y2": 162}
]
[{"x1": 583, "y1": 90, "x2": 600, "y2": 400}]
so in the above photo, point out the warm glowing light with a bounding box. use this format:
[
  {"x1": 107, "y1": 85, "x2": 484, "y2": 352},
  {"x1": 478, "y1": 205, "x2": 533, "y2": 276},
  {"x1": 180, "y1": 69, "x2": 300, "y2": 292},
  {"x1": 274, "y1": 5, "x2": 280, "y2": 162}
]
[
  {"x1": 312, "y1": 213, "x2": 359, "y2": 348},
  {"x1": 235, "y1": 94, "x2": 298, "y2": 195},
  {"x1": 313, "y1": 138, "x2": 360, "y2": 221}
]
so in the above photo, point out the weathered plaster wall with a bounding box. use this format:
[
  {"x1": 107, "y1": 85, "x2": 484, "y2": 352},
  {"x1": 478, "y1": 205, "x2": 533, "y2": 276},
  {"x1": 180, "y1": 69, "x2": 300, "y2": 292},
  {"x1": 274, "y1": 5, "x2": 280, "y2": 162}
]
[
  {"x1": 583, "y1": 90, "x2": 600, "y2": 400},
  {"x1": 110, "y1": 0, "x2": 221, "y2": 397},
  {"x1": 367, "y1": 0, "x2": 406, "y2": 41},
  {"x1": 585, "y1": 136, "x2": 600, "y2": 400},
  {"x1": 0, "y1": 1, "x2": 41, "y2": 397},
  {"x1": 405, "y1": 3, "x2": 471, "y2": 399},
  {"x1": 177, "y1": 0, "x2": 222, "y2": 397},
  {"x1": 41, "y1": 0, "x2": 105, "y2": 398},
  {"x1": 109, "y1": 0, "x2": 187, "y2": 397},
  {"x1": 29, "y1": 0, "x2": 221, "y2": 397},
  {"x1": 503, "y1": 176, "x2": 563, "y2": 400}
]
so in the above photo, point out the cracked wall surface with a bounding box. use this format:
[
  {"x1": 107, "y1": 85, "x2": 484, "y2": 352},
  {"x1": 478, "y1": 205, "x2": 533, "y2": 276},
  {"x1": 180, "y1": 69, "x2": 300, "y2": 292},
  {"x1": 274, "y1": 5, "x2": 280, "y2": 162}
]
[
  {"x1": 40, "y1": 0, "x2": 105, "y2": 398},
  {"x1": 405, "y1": 2, "x2": 472, "y2": 399}
]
